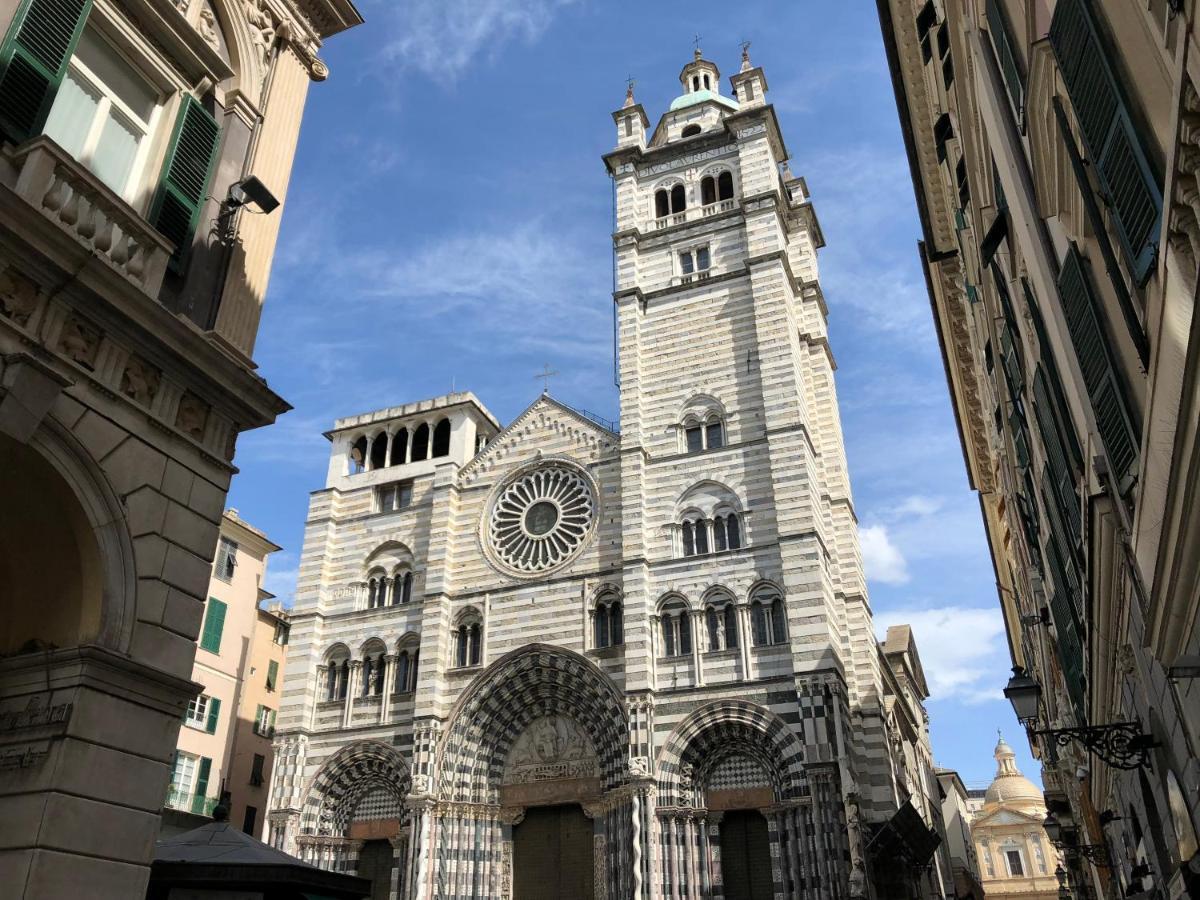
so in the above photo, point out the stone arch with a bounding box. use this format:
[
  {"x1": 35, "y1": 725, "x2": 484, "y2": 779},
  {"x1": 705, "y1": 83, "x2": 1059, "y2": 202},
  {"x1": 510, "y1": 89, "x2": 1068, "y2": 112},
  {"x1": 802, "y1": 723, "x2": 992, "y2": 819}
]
[
  {"x1": 675, "y1": 479, "x2": 744, "y2": 519},
  {"x1": 0, "y1": 419, "x2": 136, "y2": 656},
  {"x1": 301, "y1": 740, "x2": 411, "y2": 837},
  {"x1": 656, "y1": 699, "x2": 808, "y2": 807},
  {"x1": 434, "y1": 643, "x2": 630, "y2": 804},
  {"x1": 363, "y1": 539, "x2": 413, "y2": 576}
]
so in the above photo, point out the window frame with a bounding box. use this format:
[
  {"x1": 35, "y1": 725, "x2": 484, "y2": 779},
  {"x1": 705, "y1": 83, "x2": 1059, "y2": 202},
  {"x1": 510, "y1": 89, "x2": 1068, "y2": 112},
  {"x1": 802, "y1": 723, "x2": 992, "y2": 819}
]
[
  {"x1": 184, "y1": 693, "x2": 209, "y2": 730},
  {"x1": 214, "y1": 537, "x2": 237, "y2": 582}
]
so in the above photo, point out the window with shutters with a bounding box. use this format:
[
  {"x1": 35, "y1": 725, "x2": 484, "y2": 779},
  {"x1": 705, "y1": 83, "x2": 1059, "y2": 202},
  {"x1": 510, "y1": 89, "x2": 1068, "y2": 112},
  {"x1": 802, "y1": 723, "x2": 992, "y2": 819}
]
[
  {"x1": 266, "y1": 659, "x2": 278, "y2": 692},
  {"x1": 149, "y1": 94, "x2": 220, "y2": 271},
  {"x1": 249, "y1": 753, "x2": 265, "y2": 786},
  {"x1": 40, "y1": 26, "x2": 161, "y2": 200},
  {"x1": 1057, "y1": 245, "x2": 1141, "y2": 488},
  {"x1": 199, "y1": 597, "x2": 227, "y2": 654},
  {"x1": 214, "y1": 537, "x2": 237, "y2": 582},
  {"x1": 184, "y1": 694, "x2": 210, "y2": 730},
  {"x1": 1050, "y1": 0, "x2": 1163, "y2": 284},
  {"x1": 253, "y1": 704, "x2": 276, "y2": 737},
  {"x1": 986, "y1": 0, "x2": 1025, "y2": 126},
  {"x1": 272, "y1": 620, "x2": 289, "y2": 645}
]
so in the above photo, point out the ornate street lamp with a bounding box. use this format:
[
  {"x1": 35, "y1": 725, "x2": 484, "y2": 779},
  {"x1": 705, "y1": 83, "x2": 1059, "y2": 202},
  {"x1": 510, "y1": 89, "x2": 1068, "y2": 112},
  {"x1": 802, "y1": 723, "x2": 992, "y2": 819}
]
[
  {"x1": 1002, "y1": 669, "x2": 1158, "y2": 769},
  {"x1": 1043, "y1": 812, "x2": 1064, "y2": 843}
]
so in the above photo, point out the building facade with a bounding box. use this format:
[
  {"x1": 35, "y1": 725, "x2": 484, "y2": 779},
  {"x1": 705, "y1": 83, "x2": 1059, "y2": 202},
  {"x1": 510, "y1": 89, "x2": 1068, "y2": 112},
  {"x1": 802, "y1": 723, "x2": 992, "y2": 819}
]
[
  {"x1": 164, "y1": 509, "x2": 284, "y2": 836},
  {"x1": 970, "y1": 737, "x2": 1061, "y2": 900},
  {"x1": 0, "y1": 0, "x2": 358, "y2": 895},
  {"x1": 267, "y1": 50, "x2": 945, "y2": 900},
  {"x1": 876, "y1": 0, "x2": 1200, "y2": 898},
  {"x1": 936, "y1": 768, "x2": 985, "y2": 900}
]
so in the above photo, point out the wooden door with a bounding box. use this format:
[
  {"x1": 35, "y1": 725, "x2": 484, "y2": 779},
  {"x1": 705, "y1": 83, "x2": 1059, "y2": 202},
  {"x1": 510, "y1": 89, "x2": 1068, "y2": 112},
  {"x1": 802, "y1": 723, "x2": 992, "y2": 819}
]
[
  {"x1": 719, "y1": 810, "x2": 774, "y2": 900},
  {"x1": 356, "y1": 838, "x2": 395, "y2": 900},
  {"x1": 512, "y1": 804, "x2": 595, "y2": 900}
]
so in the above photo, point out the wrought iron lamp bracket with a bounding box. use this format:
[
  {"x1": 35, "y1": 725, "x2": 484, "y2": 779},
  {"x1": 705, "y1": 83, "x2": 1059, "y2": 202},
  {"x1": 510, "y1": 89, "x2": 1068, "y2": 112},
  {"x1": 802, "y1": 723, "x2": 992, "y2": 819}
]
[{"x1": 1033, "y1": 722, "x2": 1157, "y2": 770}]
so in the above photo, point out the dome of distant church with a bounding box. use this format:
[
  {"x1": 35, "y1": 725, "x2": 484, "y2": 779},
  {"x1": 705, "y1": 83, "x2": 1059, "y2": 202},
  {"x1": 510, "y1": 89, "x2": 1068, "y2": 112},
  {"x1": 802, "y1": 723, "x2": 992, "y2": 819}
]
[{"x1": 983, "y1": 735, "x2": 1044, "y2": 810}]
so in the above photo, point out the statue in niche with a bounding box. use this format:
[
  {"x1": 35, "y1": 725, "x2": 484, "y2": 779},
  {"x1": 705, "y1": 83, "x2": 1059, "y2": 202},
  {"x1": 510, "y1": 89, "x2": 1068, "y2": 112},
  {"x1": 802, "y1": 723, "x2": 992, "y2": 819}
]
[
  {"x1": 120, "y1": 355, "x2": 160, "y2": 406},
  {"x1": 0, "y1": 268, "x2": 39, "y2": 326},
  {"x1": 59, "y1": 316, "x2": 100, "y2": 368}
]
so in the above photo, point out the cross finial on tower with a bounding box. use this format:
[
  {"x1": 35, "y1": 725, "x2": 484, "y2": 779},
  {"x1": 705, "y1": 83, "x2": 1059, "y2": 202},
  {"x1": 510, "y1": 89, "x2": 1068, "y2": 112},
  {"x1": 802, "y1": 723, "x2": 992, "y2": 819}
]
[
  {"x1": 624, "y1": 75, "x2": 636, "y2": 107},
  {"x1": 534, "y1": 364, "x2": 559, "y2": 395},
  {"x1": 740, "y1": 39, "x2": 753, "y2": 71},
  {"x1": 693, "y1": 33, "x2": 702, "y2": 59}
]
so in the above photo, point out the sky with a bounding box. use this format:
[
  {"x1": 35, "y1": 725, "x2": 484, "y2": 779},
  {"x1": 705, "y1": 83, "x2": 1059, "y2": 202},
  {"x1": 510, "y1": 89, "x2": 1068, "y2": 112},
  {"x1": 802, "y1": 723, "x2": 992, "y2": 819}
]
[{"x1": 227, "y1": 0, "x2": 1038, "y2": 788}]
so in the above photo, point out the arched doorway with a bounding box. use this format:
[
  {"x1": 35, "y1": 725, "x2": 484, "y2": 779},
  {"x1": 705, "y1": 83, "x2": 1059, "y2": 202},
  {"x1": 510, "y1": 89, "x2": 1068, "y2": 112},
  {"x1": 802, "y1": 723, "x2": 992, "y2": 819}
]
[
  {"x1": 429, "y1": 644, "x2": 631, "y2": 898},
  {"x1": 298, "y1": 741, "x2": 411, "y2": 896}
]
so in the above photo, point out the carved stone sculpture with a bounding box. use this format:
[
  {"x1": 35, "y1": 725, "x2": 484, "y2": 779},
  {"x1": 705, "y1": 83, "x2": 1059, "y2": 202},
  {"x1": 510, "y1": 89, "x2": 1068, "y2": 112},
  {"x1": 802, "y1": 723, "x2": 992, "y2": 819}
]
[{"x1": 0, "y1": 268, "x2": 40, "y2": 326}]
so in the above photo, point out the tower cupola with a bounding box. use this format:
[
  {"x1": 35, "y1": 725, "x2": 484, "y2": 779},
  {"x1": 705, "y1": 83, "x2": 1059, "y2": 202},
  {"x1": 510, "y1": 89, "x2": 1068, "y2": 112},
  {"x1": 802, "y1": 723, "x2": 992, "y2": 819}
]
[{"x1": 679, "y1": 47, "x2": 721, "y2": 96}]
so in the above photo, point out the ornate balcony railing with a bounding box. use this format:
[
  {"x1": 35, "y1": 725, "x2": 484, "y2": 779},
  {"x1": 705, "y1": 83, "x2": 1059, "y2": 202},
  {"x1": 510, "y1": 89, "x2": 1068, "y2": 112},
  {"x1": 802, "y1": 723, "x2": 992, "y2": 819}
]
[
  {"x1": 165, "y1": 786, "x2": 218, "y2": 817},
  {"x1": 9, "y1": 137, "x2": 174, "y2": 296},
  {"x1": 651, "y1": 199, "x2": 738, "y2": 230}
]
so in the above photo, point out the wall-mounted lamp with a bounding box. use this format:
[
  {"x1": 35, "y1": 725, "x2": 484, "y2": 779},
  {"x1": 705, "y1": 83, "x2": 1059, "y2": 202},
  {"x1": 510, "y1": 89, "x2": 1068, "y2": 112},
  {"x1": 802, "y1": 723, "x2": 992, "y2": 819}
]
[
  {"x1": 1098, "y1": 810, "x2": 1122, "y2": 827},
  {"x1": 217, "y1": 175, "x2": 280, "y2": 245},
  {"x1": 1021, "y1": 607, "x2": 1051, "y2": 627}
]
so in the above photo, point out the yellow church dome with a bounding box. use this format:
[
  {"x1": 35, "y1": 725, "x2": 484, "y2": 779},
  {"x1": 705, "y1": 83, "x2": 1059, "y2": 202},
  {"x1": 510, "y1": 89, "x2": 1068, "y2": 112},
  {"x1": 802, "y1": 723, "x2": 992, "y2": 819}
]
[{"x1": 983, "y1": 736, "x2": 1044, "y2": 809}]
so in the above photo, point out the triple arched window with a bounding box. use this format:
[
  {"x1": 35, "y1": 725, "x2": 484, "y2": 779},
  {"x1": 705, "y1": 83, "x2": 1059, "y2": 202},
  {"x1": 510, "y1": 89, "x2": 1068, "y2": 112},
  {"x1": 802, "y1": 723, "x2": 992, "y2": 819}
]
[
  {"x1": 322, "y1": 647, "x2": 350, "y2": 701},
  {"x1": 361, "y1": 569, "x2": 415, "y2": 609},
  {"x1": 360, "y1": 644, "x2": 386, "y2": 697},
  {"x1": 750, "y1": 589, "x2": 788, "y2": 646},
  {"x1": 594, "y1": 592, "x2": 624, "y2": 649},
  {"x1": 453, "y1": 609, "x2": 482, "y2": 668},
  {"x1": 681, "y1": 512, "x2": 742, "y2": 557}
]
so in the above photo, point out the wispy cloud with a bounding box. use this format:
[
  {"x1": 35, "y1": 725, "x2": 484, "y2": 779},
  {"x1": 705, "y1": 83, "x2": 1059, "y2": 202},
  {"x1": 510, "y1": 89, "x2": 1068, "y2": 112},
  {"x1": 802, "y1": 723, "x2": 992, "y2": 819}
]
[
  {"x1": 875, "y1": 606, "x2": 1009, "y2": 704},
  {"x1": 263, "y1": 551, "x2": 300, "y2": 607},
  {"x1": 860, "y1": 524, "x2": 910, "y2": 584},
  {"x1": 377, "y1": 0, "x2": 580, "y2": 83}
]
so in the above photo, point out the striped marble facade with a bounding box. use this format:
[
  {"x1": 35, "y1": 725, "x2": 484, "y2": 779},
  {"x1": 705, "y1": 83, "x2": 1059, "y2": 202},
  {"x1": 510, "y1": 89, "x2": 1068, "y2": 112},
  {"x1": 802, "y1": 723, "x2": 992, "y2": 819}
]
[{"x1": 265, "y1": 50, "x2": 914, "y2": 900}]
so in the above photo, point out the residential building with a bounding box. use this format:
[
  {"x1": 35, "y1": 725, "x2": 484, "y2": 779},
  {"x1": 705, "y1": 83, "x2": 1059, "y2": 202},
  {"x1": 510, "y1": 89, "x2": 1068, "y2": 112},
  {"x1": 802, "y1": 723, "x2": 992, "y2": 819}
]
[
  {"x1": 225, "y1": 599, "x2": 291, "y2": 838},
  {"x1": 876, "y1": 0, "x2": 1200, "y2": 898},
  {"x1": 164, "y1": 509, "x2": 281, "y2": 833},
  {"x1": 970, "y1": 737, "x2": 1060, "y2": 900},
  {"x1": 0, "y1": 0, "x2": 359, "y2": 895},
  {"x1": 265, "y1": 48, "x2": 946, "y2": 900},
  {"x1": 936, "y1": 768, "x2": 985, "y2": 900}
]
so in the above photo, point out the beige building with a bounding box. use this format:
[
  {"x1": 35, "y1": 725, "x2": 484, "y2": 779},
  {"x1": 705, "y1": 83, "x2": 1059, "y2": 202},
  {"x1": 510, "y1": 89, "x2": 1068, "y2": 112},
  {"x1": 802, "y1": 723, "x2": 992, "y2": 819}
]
[
  {"x1": 165, "y1": 510, "x2": 282, "y2": 835},
  {"x1": 971, "y1": 737, "x2": 1060, "y2": 900},
  {"x1": 0, "y1": 0, "x2": 359, "y2": 895},
  {"x1": 936, "y1": 768, "x2": 985, "y2": 900},
  {"x1": 266, "y1": 49, "x2": 945, "y2": 900},
  {"x1": 875, "y1": 0, "x2": 1200, "y2": 897},
  {"x1": 226, "y1": 598, "x2": 291, "y2": 837}
]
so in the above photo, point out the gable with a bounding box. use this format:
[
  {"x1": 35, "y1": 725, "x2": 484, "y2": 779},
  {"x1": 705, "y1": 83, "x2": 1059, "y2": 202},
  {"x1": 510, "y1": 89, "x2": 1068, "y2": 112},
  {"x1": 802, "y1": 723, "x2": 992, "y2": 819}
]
[
  {"x1": 973, "y1": 808, "x2": 1044, "y2": 829},
  {"x1": 457, "y1": 396, "x2": 618, "y2": 488}
]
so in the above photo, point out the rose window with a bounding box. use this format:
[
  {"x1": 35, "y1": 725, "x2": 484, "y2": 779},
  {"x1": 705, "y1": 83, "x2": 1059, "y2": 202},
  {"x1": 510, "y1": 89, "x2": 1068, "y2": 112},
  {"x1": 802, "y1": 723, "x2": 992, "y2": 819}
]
[{"x1": 487, "y1": 464, "x2": 596, "y2": 575}]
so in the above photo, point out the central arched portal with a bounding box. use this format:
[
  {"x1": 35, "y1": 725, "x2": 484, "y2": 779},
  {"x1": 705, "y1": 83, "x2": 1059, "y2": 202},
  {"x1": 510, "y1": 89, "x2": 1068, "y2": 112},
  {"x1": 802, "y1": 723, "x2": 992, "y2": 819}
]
[{"x1": 428, "y1": 645, "x2": 632, "y2": 899}]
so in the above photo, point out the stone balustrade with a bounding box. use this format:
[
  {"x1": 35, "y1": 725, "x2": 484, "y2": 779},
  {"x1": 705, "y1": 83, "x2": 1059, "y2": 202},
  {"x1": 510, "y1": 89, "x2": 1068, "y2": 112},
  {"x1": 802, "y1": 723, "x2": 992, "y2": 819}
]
[
  {"x1": 652, "y1": 198, "x2": 738, "y2": 230},
  {"x1": 10, "y1": 137, "x2": 174, "y2": 296}
]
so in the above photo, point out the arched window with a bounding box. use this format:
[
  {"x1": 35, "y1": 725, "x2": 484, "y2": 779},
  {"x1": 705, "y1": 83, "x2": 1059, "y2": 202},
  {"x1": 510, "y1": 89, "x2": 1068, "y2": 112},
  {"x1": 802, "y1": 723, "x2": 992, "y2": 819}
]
[
  {"x1": 681, "y1": 124, "x2": 701, "y2": 138},
  {"x1": 322, "y1": 646, "x2": 350, "y2": 701},
  {"x1": 453, "y1": 610, "x2": 482, "y2": 668},
  {"x1": 703, "y1": 74, "x2": 711, "y2": 90},
  {"x1": 705, "y1": 417, "x2": 724, "y2": 449},
  {"x1": 718, "y1": 171, "x2": 734, "y2": 200},
  {"x1": 594, "y1": 592, "x2": 623, "y2": 649},
  {"x1": 705, "y1": 597, "x2": 738, "y2": 651},
  {"x1": 390, "y1": 428, "x2": 408, "y2": 466},
  {"x1": 750, "y1": 589, "x2": 787, "y2": 646},
  {"x1": 701, "y1": 175, "x2": 716, "y2": 206},
  {"x1": 394, "y1": 647, "x2": 419, "y2": 693},
  {"x1": 682, "y1": 415, "x2": 724, "y2": 453},
  {"x1": 392, "y1": 570, "x2": 413, "y2": 604},
  {"x1": 681, "y1": 518, "x2": 711, "y2": 557},
  {"x1": 713, "y1": 513, "x2": 741, "y2": 551},
  {"x1": 692, "y1": 76, "x2": 700, "y2": 91},
  {"x1": 659, "y1": 599, "x2": 692, "y2": 657},
  {"x1": 411, "y1": 423, "x2": 430, "y2": 461},
  {"x1": 369, "y1": 432, "x2": 387, "y2": 470},
  {"x1": 432, "y1": 418, "x2": 451, "y2": 457},
  {"x1": 366, "y1": 571, "x2": 388, "y2": 609},
  {"x1": 349, "y1": 437, "x2": 367, "y2": 474},
  {"x1": 670, "y1": 184, "x2": 686, "y2": 214},
  {"x1": 655, "y1": 189, "x2": 669, "y2": 219}
]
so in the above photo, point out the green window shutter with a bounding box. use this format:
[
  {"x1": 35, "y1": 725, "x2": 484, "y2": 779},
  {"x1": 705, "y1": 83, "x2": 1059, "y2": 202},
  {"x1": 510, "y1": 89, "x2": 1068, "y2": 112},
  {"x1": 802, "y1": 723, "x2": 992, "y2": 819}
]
[
  {"x1": 1057, "y1": 246, "x2": 1140, "y2": 488},
  {"x1": 1032, "y1": 368, "x2": 1083, "y2": 553},
  {"x1": 254, "y1": 703, "x2": 264, "y2": 734},
  {"x1": 1050, "y1": 0, "x2": 1161, "y2": 283},
  {"x1": 1009, "y1": 405, "x2": 1030, "y2": 470},
  {"x1": 192, "y1": 756, "x2": 212, "y2": 814},
  {"x1": 205, "y1": 696, "x2": 221, "y2": 734},
  {"x1": 199, "y1": 597, "x2": 226, "y2": 654},
  {"x1": 0, "y1": 0, "x2": 91, "y2": 143},
  {"x1": 986, "y1": 0, "x2": 1024, "y2": 121},
  {"x1": 149, "y1": 95, "x2": 220, "y2": 272},
  {"x1": 266, "y1": 660, "x2": 278, "y2": 692}
]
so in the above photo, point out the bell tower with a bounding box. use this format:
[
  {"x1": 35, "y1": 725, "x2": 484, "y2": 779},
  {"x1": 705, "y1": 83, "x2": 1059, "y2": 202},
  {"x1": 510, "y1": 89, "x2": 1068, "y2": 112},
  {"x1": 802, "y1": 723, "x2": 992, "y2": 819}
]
[{"x1": 602, "y1": 44, "x2": 892, "y2": 857}]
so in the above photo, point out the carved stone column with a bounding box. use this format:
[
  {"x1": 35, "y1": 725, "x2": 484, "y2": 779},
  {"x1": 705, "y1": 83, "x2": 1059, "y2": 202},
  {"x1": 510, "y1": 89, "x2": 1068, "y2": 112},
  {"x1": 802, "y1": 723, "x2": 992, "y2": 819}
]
[
  {"x1": 343, "y1": 660, "x2": 361, "y2": 728},
  {"x1": 381, "y1": 653, "x2": 398, "y2": 725}
]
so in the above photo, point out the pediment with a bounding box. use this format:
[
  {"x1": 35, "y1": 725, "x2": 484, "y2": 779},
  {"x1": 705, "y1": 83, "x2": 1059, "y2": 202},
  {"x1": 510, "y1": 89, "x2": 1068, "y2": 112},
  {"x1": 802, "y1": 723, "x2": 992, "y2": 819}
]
[
  {"x1": 973, "y1": 808, "x2": 1044, "y2": 828},
  {"x1": 457, "y1": 395, "x2": 618, "y2": 487}
]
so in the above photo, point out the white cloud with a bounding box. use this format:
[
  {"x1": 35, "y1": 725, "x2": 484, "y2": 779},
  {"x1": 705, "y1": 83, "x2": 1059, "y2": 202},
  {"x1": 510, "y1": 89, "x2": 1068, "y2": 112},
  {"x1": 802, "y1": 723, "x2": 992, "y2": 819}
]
[
  {"x1": 875, "y1": 606, "x2": 1009, "y2": 704},
  {"x1": 263, "y1": 552, "x2": 299, "y2": 607},
  {"x1": 378, "y1": 0, "x2": 579, "y2": 83},
  {"x1": 860, "y1": 524, "x2": 910, "y2": 584}
]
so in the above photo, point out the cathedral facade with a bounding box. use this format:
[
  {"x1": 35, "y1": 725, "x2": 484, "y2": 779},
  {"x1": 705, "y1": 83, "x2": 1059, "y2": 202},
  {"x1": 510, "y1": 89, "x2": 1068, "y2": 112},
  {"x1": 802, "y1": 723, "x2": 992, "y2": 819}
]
[{"x1": 267, "y1": 49, "x2": 939, "y2": 900}]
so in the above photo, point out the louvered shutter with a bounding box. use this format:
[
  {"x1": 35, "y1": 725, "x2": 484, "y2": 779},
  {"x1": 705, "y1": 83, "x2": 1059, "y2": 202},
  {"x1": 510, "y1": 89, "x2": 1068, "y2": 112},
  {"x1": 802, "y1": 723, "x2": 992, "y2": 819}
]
[
  {"x1": 192, "y1": 756, "x2": 212, "y2": 814},
  {"x1": 266, "y1": 659, "x2": 278, "y2": 692},
  {"x1": 1045, "y1": 542, "x2": 1087, "y2": 720},
  {"x1": 200, "y1": 597, "x2": 226, "y2": 654},
  {"x1": 1057, "y1": 246, "x2": 1140, "y2": 488},
  {"x1": 149, "y1": 95, "x2": 220, "y2": 271},
  {"x1": 1050, "y1": 0, "x2": 1161, "y2": 284},
  {"x1": 1032, "y1": 368, "x2": 1083, "y2": 552},
  {"x1": 205, "y1": 696, "x2": 221, "y2": 734},
  {"x1": 0, "y1": 0, "x2": 91, "y2": 143},
  {"x1": 986, "y1": 0, "x2": 1024, "y2": 119}
]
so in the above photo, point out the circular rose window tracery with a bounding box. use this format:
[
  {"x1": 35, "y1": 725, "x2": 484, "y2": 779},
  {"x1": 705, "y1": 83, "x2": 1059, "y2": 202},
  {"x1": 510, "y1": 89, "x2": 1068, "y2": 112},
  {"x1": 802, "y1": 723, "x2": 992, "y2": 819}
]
[{"x1": 487, "y1": 463, "x2": 596, "y2": 576}]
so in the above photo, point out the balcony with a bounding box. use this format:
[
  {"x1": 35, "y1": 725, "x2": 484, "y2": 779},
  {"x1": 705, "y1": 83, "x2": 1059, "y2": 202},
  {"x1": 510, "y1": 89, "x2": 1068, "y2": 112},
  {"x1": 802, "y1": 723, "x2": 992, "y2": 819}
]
[
  {"x1": 165, "y1": 786, "x2": 218, "y2": 817},
  {"x1": 7, "y1": 137, "x2": 173, "y2": 296},
  {"x1": 652, "y1": 199, "x2": 738, "y2": 230}
]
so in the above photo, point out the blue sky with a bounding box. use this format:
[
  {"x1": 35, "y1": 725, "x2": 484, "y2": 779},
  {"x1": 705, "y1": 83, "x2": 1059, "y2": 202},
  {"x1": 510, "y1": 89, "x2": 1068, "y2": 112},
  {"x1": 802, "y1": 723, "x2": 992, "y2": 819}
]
[{"x1": 228, "y1": 0, "x2": 1037, "y2": 788}]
